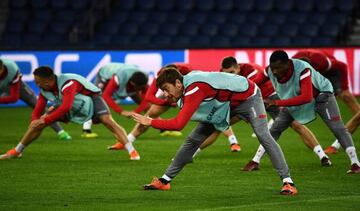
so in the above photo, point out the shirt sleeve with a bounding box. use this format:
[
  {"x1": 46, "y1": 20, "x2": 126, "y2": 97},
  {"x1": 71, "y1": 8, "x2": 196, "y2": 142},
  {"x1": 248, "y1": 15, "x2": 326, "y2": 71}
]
[
  {"x1": 253, "y1": 68, "x2": 269, "y2": 85},
  {"x1": 43, "y1": 80, "x2": 79, "y2": 124},
  {"x1": 102, "y1": 75, "x2": 123, "y2": 113},
  {"x1": 274, "y1": 69, "x2": 313, "y2": 106},
  {"x1": 150, "y1": 83, "x2": 208, "y2": 130},
  {"x1": 31, "y1": 93, "x2": 47, "y2": 121},
  {"x1": 133, "y1": 87, "x2": 150, "y2": 113},
  {"x1": 329, "y1": 59, "x2": 349, "y2": 90},
  {"x1": 0, "y1": 80, "x2": 20, "y2": 103}
]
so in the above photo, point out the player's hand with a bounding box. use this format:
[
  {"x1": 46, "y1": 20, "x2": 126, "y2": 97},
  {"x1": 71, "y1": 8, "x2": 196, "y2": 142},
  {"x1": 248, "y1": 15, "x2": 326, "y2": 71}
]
[
  {"x1": 263, "y1": 99, "x2": 276, "y2": 108},
  {"x1": 131, "y1": 113, "x2": 152, "y2": 126},
  {"x1": 120, "y1": 111, "x2": 134, "y2": 118},
  {"x1": 30, "y1": 118, "x2": 45, "y2": 129}
]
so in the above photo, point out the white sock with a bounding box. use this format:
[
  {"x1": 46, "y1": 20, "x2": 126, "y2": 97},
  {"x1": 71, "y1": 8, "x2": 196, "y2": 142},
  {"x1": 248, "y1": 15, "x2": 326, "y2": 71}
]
[
  {"x1": 313, "y1": 145, "x2": 327, "y2": 160},
  {"x1": 57, "y1": 130, "x2": 64, "y2": 135},
  {"x1": 252, "y1": 145, "x2": 266, "y2": 163},
  {"x1": 83, "y1": 120, "x2": 92, "y2": 130},
  {"x1": 267, "y1": 118, "x2": 274, "y2": 129},
  {"x1": 125, "y1": 142, "x2": 135, "y2": 153},
  {"x1": 192, "y1": 148, "x2": 201, "y2": 158},
  {"x1": 331, "y1": 140, "x2": 341, "y2": 149},
  {"x1": 345, "y1": 146, "x2": 360, "y2": 166},
  {"x1": 161, "y1": 174, "x2": 172, "y2": 182},
  {"x1": 15, "y1": 143, "x2": 26, "y2": 153},
  {"x1": 282, "y1": 177, "x2": 294, "y2": 184},
  {"x1": 228, "y1": 135, "x2": 238, "y2": 145},
  {"x1": 127, "y1": 134, "x2": 136, "y2": 143}
]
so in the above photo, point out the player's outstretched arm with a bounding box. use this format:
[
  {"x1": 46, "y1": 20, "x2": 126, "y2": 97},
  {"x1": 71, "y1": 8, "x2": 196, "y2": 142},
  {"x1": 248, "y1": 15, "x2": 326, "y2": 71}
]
[{"x1": 132, "y1": 113, "x2": 152, "y2": 126}]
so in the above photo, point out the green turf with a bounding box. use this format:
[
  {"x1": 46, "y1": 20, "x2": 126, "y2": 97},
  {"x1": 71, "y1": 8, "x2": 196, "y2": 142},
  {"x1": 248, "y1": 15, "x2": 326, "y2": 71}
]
[{"x1": 0, "y1": 101, "x2": 359, "y2": 210}]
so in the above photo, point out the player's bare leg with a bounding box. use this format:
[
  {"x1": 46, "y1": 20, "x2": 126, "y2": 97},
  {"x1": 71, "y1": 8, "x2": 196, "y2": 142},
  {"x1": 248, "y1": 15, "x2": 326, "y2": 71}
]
[{"x1": 338, "y1": 90, "x2": 360, "y2": 115}]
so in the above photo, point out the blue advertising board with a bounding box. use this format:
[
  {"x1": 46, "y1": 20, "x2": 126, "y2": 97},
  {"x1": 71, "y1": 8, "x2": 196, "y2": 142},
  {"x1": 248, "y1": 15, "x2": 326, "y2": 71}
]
[{"x1": 0, "y1": 50, "x2": 185, "y2": 107}]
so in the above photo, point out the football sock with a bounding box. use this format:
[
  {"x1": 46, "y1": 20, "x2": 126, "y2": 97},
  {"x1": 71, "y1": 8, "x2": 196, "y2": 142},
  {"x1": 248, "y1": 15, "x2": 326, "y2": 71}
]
[
  {"x1": 252, "y1": 145, "x2": 265, "y2": 163},
  {"x1": 331, "y1": 140, "x2": 341, "y2": 149},
  {"x1": 282, "y1": 177, "x2": 294, "y2": 184},
  {"x1": 313, "y1": 145, "x2": 327, "y2": 159},
  {"x1": 345, "y1": 146, "x2": 360, "y2": 165},
  {"x1": 125, "y1": 143, "x2": 135, "y2": 153},
  {"x1": 160, "y1": 174, "x2": 171, "y2": 184},
  {"x1": 57, "y1": 130, "x2": 64, "y2": 135},
  {"x1": 127, "y1": 134, "x2": 136, "y2": 143},
  {"x1": 83, "y1": 120, "x2": 92, "y2": 130},
  {"x1": 15, "y1": 143, "x2": 26, "y2": 153},
  {"x1": 228, "y1": 135, "x2": 238, "y2": 145}
]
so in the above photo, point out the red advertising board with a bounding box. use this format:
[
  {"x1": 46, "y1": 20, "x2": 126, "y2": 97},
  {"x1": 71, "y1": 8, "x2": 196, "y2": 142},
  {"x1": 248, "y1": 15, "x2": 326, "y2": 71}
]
[{"x1": 186, "y1": 48, "x2": 360, "y2": 96}]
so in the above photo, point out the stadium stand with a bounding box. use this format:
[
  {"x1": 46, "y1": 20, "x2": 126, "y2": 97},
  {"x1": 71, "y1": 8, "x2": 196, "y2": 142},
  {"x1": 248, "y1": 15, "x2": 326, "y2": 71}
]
[{"x1": 0, "y1": 0, "x2": 358, "y2": 48}]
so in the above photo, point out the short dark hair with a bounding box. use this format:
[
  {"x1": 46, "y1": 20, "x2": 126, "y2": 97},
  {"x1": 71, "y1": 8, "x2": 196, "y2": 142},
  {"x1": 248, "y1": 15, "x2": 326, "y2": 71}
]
[
  {"x1": 129, "y1": 72, "x2": 148, "y2": 86},
  {"x1": 270, "y1": 50, "x2": 289, "y2": 64},
  {"x1": 156, "y1": 67, "x2": 183, "y2": 88},
  {"x1": 33, "y1": 66, "x2": 55, "y2": 78},
  {"x1": 221, "y1": 56, "x2": 238, "y2": 69}
]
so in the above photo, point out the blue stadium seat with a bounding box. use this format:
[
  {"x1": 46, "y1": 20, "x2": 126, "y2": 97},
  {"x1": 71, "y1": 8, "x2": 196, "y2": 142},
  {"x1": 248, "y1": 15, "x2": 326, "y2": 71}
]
[
  {"x1": 286, "y1": 12, "x2": 307, "y2": 24},
  {"x1": 207, "y1": 13, "x2": 227, "y2": 24},
  {"x1": 166, "y1": 12, "x2": 187, "y2": 23},
  {"x1": 246, "y1": 13, "x2": 266, "y2": 25},
  {"x1": 137, "y1": 0, "x2": 156, "y2": 11},
  {"x1": 336, "y1": 0, "x2": 355, "y2": 12},
  {"x1": 294, "y1": 0, "x2": 313, "y2": 12},
  {"x1": 274, "y1": 0, "x2": 293, "y2": 11},
  {"x1": 228, "y1": 13, "x2": 246, "y2": 24},
  {"x1": 216, "y1": 0, "x2": 233, "y2": 11},
  {"x1": 149, "y1": 12, "x2": 168, "y2": 23},
  {"x1": 280, "y1": 24, "x2": 299, "y2": 37},
  {"x1": 234, "y1": 0, "x2": 254, "y2": 11},
  {"x1": 232, "y1": 36, "x2": 252, "y2": 47},
  {"x1": 187, "y1": 13, "x2": 208, "y2": 24},
  {"x1": 131, "y1": 35, "x2": 151, "y2": 46},
  {"x1": 267, "y1": 13, "x2": 286, "y2": 25},
  {"x1": 211, "y1": 36, "x2": 230, "y2": 47},
  {"x1": 252, "y1": 37, "x2": 271, "y2": 47},
  {"x1": 8, "y1": 9, "x2": 29, "y2": 21},
  {"x1": 157, "y1": 0, "x2": 174, "y2": 11},
  {"x1": 291, "y1": 36, "x2": 312, "y2": 46},
  {"x1": 30, "y1": 0, "x2": 48, "y2": 9},
  {"x1": 200, "y1": 23, "x2": 218, "y2": 36},
  {"x1": 10, "y1": 0, "x2": 28, "y2": 8},
  {"x1": 94, "y1": 34, "x2": 112, "y2": 45},
  {"x1": 43, "y1": 33, "x2": 66, "y2": 44},
  {"x1": 50, "y1": 21, "x2": 71, "y2": 35},
  {"x1": 175, "y1": 0, "x2": 193, "y2": 11},
  {"x1": 127, "y1": 12, "x2": 148, "y2": 23},
  {"x1": 6, "y1": 21, "x2": 25, "y2": 33},
  {"x1": 298, "y1": 24, "x2": 319, "y2": 37},
  {"x1": 271, "y1": 37, "x2": 291, "y2": 46},
  {"x1": 258, "y1": 25, "x2": 279, "y2": 38},
  {"x1": 139, "y1": 23, "x2": 159, "y2": 36},
  {"x1": 314, "y1": 0, "x2": 334, "y2": 12},
  {"x1": 2, "y1": 33, "x2": 22, "y2": 47},
  {"x1": 158, "y1": 23, "x2": 179, "y2": 36},
  {"x1": 114, "y1": 0, "x2": 136, "y2": 10},
  {"x1": 238, "y1": 23, "x2": 258, "y2": 37},
  {"x1": 191, "y1": 36, "x2": 211, "y2": 47},
  {"x1": 55, "y1": 10, "x2": 77, "y2": 22},
  {"x1": 175, "y1": 36, "x2": 191, "y2": 47},
  {"x1": 28, "y1": 21, "x2": 48, "y2": 34},
  {"x1": 70, "y1": 0, "x2": 88, "y2": 10},
  {"x1": 312, "y1": 37, "x2": 335, "y2": 46},
  {"x1": 23, "y1": 34, "x2": 42, "y2": 45},
  {"x1": 151, "y1": 35, "x2": 172, "y2": 46},
  {"x1": 111, "y1": 12, "x2": 129, "y2": 23},
  {"x1": 119, "y1": 23, "x2": 139, "y2": 35},
  {"x1": 320, "y1": 24, "x2": 340, "y2": 38},
  {"x1": 99, "y1": 21, "x2": 119, "y2": 35},
  {"x1": 195, "y1": 0, "x2": 215, "y2": 12},
  {"x1": 219, "y1": 23, "x2": 239, "y2": 37},
  {"x1": 327, "y1": 13, "x2": 348, "y2": 27},
  {"x1": 179, "y1": 23, "x2": 199, "y2": 36},
  {"x1": 34, "y1": 10, "x2": 53, "y2": 20},
  {"x1": 306, "y1": 13, "x2": 327, "y2": 25},
  {"x1": 111, "y1": 35, "x2": 131, "y2": 45},
  {"x1": 51, "y1": 0, "x2": 67, "y2": 9},
  {"x1": 255, "y1": 0, "x2": 273, "y2": 12}
]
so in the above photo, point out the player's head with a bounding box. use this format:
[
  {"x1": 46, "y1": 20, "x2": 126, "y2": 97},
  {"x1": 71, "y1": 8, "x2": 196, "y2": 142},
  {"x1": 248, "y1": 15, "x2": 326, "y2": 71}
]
[
  {"x1": 129, "y1": 71, "x2": 148, "y2": 91},
  {"x1": 269, "y1": 50, "x2": 290, "y2": 79},
  {"x1": 221, "y1": 56, "x2": 240, "y2": 74},
  {"x1": 156, "y1": 67, "x2": 183, "y2": 102},
  {"x1": 33, "y1": 66, "x2": 56, "y2": 91}
]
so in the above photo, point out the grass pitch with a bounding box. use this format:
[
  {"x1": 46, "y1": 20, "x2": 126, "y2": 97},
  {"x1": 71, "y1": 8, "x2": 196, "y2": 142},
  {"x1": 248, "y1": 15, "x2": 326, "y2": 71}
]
[{"x1": 0, "y1": 101, "x2": 359, "y2": 210}]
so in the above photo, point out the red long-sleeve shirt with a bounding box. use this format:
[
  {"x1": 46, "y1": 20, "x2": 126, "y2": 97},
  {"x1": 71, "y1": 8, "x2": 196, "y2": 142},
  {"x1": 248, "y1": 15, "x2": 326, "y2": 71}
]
[
  {"x1": 32, "y1": 80, "x2": 97, "y2": 124},
  {"x1": 151, "y1": 80, "x2": 256, "y2": 131},
  {"x1": 103, "y1": 75, "x2": 149, "y2": 113},
  {"x1": 0, "y1": 70, "x2": 21, "y2": 104},
  {"x1": 293, "y1": 50, "x2": 349, "y2": 90},
  {"x1": 239, "y1": 63, "x2": 275, "y2": 99},
  {"x1": 261, "y1": 61, "x2": 314, "y2": 107}
]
